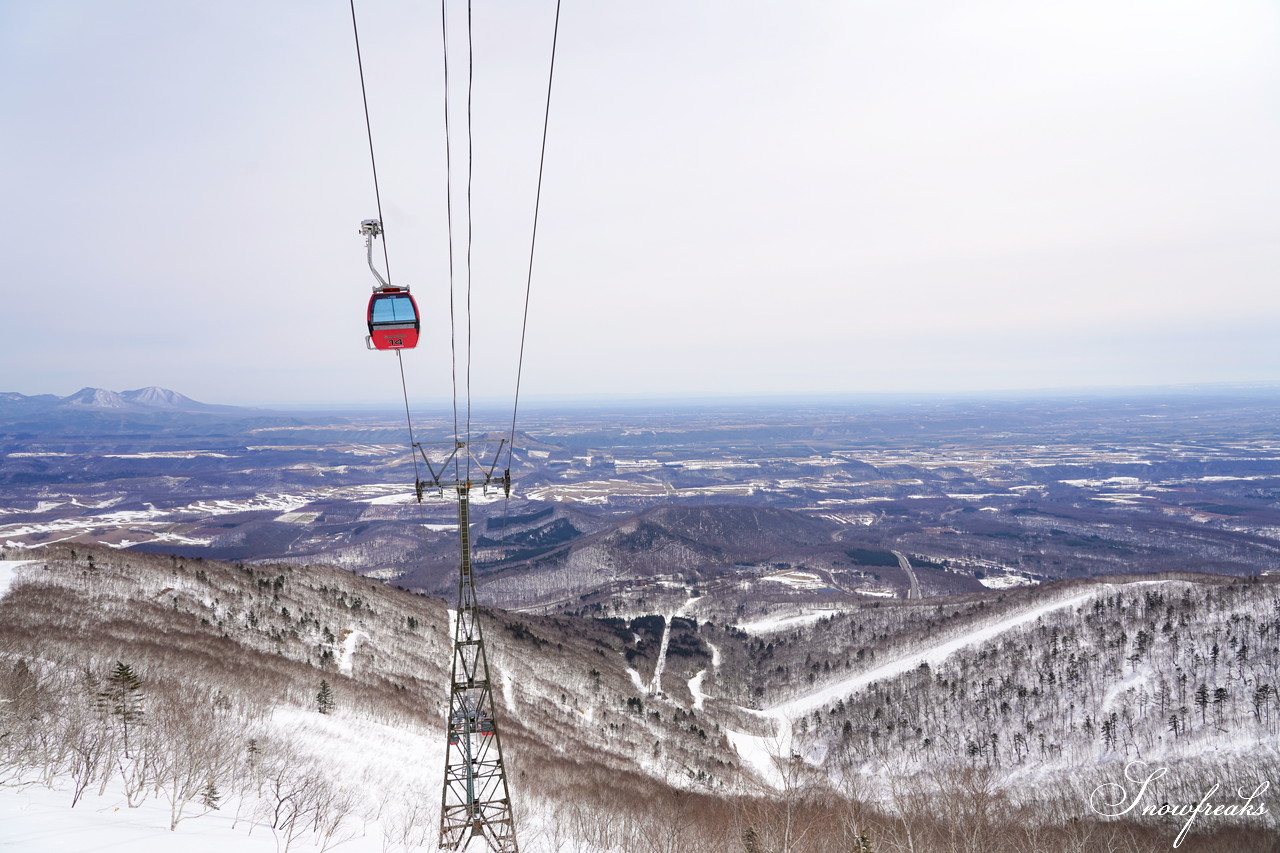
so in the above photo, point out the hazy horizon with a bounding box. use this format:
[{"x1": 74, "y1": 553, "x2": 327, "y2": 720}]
[
  {"x1": 4, "y1": 1, "x2": 1277, "y2": 406},
  {"x1": 8, "y1": 377, "x2": 1280, "y2": 415}
]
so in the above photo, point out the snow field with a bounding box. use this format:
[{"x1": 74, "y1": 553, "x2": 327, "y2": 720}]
[
  {"x1": 0, "y1": 560, "x2": 35, "y2": 601},
  {"x1": 759, "y1": 570, "x2": 826, "y2": 590},
  {"x1": 337, "y1": 627, "x2": 369, "y2": 676},
  {"x1": 722, "y1": 709, "x2": 790, "y2": 790},
  {"x1": 977, "y1": 573, "x2": 1038, "y2": 589},
  {"x1": 0, "y1": 783, "x2": 291, "y2": 853},
  {"x1": 0, "y1": 705, "x2": 446, "y2": 853},
  {"x1": 735, "y1": 609, "x2": 841, "y2": 635},
  {"x1": 626, "y1": 667, "x2": 648, "y2": 694},
  {"x1": 1, "y1": 483, "x2": 441, "y2": 549},
  {"x1": 0, "y1": 705, "x2": 608, "y2": 853}
]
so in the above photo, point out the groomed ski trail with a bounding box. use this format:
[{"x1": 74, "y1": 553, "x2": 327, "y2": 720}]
[{"x1": 723, "y1": 582, "x2": 1162, "y2": 787}]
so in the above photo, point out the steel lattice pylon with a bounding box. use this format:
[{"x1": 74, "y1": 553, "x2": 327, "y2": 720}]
[{"x1": 439, "y1": 483, "x2": 518, "y2": 852}]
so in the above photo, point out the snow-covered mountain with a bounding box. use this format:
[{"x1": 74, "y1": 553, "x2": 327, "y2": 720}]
[
  {"x1": 0, "y1": 391, "x2": 59, "y2": 404},
  {"x1": 119, "y1": 385, "x2": 210, "y2": 409},
  {"x1": 0, "y1": 386, "x2": 243, "y2": 415},
  {"x1": 58, "y1": 387, "x2": 135, "y2": 409},
  {"x1": 1, "y1": 543, "x2": 1275, "y2": 852}
]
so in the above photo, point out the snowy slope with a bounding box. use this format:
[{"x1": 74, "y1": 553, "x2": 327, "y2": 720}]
[
  {"x1": 0, "y1": 785, "x2": 290, "y2": 853},
  {"x1": 0, "y1": 560, "x2": 33, "y2": 601},
  {"x1": 0, "y1": 709, "x2": 579, "y2": 853},
  {"x1": 4, "y1": 547, "x2": 1277, "y2": 851}
]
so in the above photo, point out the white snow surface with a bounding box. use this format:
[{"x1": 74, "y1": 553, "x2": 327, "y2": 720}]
[
  {"x1": 760, "y1": 570, "x2": 826, "y2": 590},
  {"x1": 0, "y1": 702, "x2": 446, "y2": 853},
  {"x1": 735, "y1": 609, "x2": 839, "y2": 635},
  {"x1": 0, "y1": 700, "x2": 611, "y2": 853},
  {"x1": 337, "y1": 627, "x2": 368, "y2": 676},
  {"x1": 2, "y1": 575, "x2": 1195, "y2": 846},
  {"x1": 978, "y1": 573, "x2": 1039, "y2": 589},
  {"x1": 626, "y1": 667, "x2": 649, "y2": 694},
  {"x1": 676, "y1": 594, "x2": 703, "y2": 616},
  {"x1": 0, "y1": 483, "x2": 442, "y2": 548},
  {"x1": 688, "y1": 669, "x2": 709, "y2": 710},
  {"x1": 103, "y1": 451, "x2": 234, "y2": 459},
  {"x1": 649, "y1": 614, "x2": 672, "y2": 694},
  {"x1": 723, "y1": 709, "x2": 788, "y2": 790},
  {"x1": 0, "y1": 560, "x2": 35, "y2": 601},
  {"x1": 363, "y1": 491, "x2": 419, "y2": 505},
  {"x1": 0, "y1": 784, "x2": 288, "y2": 853},
  {"x1": 0, "y1": 779, "x2": 602, "y2": 853}
]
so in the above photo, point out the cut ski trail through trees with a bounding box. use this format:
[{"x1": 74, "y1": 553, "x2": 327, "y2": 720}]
[
  {"x1": 688, "y1": 640, "x2": 720, "y2": 711},
  {"x1": 338, "y1": 627, "x2": 368, "y2": 676},
  {"x1": 723, "y1": 582, "x2": 1161, "y2": 788},
  {"x1": 649, "y1": 614, "x2": 672, "y2": 694},
  {"x1": 770, "y1": 586, "x2": 1106, "y2": 719}
]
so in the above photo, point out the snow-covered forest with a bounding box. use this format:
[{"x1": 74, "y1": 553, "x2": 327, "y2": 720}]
[
  {"x1": 802, "y1": 580, "x2": 1280, "y2": 772},
  {"x1": 2, "y1": 545, "x2": 1277, "y2": 852}
]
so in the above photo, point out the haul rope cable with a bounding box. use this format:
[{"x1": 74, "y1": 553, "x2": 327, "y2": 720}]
[
  {"x1": 348, "y1": 0, "x2": 420, "y2": 489},
  {"x1": 500, "y1": 0, "x2": 563, "y2": 542},
  {"x1": 440, "y1": 0, "x2": 474, "y2": 486},
  {"x1": 464, "y1": 0, "x2": 475, "y2": 485},
  {"x1": 348, "y1": 0, "x2": 391, "y2": 281},
  {"x1": 441, "y1": 0, "x2": 462, "y2": 483}
]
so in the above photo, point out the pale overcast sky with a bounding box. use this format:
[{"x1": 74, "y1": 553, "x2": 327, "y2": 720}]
[{"x1": 2, "y1": 1, "x2": 1277, "y2": 407}]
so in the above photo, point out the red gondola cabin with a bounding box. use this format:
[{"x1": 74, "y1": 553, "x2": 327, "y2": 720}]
[{"x1": 367, "y1": 286, "x2": 420, "y2": 350}]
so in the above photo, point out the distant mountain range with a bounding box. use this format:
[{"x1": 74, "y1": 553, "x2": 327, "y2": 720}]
[{"x1": 0, "y1": 386, "x2": 242, "y2": 415}]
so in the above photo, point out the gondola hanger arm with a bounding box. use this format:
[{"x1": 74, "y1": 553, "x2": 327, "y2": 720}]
[{"x1": 360, "y1": 218, "x2": 390, "y2": 290}]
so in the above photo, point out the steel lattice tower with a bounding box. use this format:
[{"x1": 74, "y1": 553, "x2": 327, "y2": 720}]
[{"x1": 439, "y1": 483, "x2": 518, "y2": 851}]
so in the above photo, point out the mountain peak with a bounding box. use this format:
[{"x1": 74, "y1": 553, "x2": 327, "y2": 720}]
[
  {"x1": 60, "y1": 387, "x2": 132, "y2": 409},
  {"x1": 32, "y1": 386, "x2": 237, "y2": 414},
  {"x1": 120, "y1": 386, "x2": 202, "y2": 409}
]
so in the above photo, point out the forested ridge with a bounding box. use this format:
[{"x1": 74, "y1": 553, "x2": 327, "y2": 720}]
[
  {"x1": 1, "y1": 544, "x2": 1277, "y2": 851},
  {"x1": 799, "y1": 578, "x2": 1280, "y2": 770}
]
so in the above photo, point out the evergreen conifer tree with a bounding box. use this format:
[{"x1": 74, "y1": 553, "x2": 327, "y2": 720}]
[
  {"x1": 101, "y1": 661, "x2": 144, "y2": 758},
  {"x1": 1195, "y1": 683, "x2": 1209, "y2": 725},
  {"x1": 200, "y1": 778, "x2": 221, "y2": 810},
  {"x1": 316, "y1": 679, "x2": 335, "y2": 715}
]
